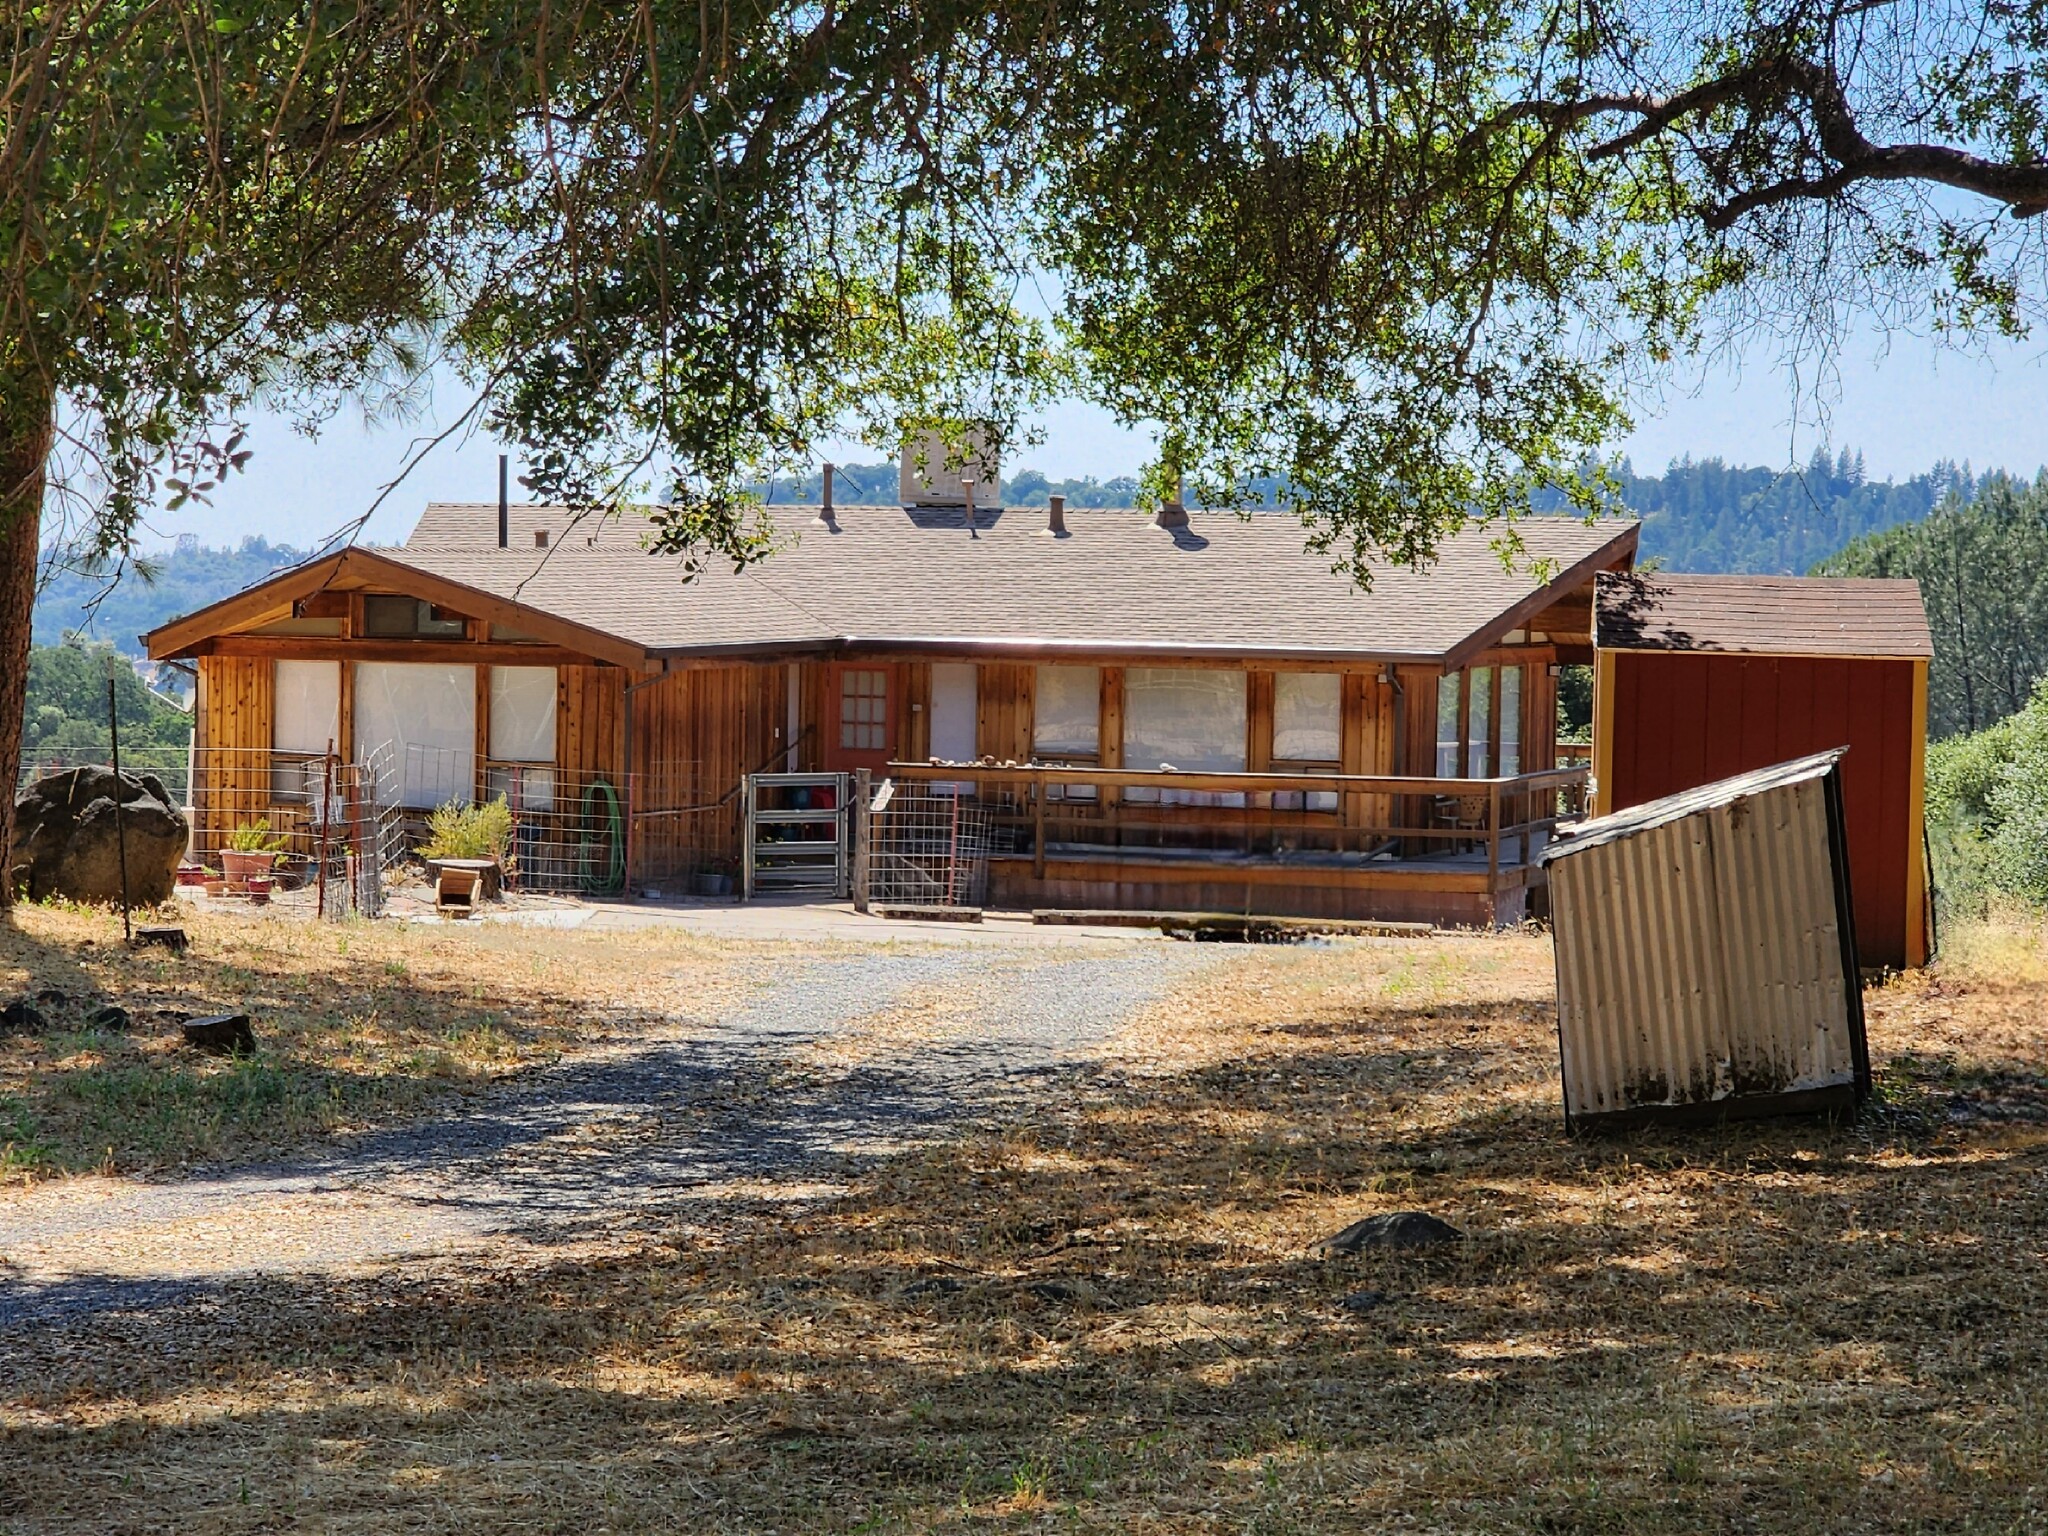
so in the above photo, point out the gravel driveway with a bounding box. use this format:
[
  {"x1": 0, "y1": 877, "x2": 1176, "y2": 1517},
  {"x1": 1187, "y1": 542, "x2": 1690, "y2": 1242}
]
[{"x1": 0, "y1": 943, "x2": 1216, "y2": 1331}]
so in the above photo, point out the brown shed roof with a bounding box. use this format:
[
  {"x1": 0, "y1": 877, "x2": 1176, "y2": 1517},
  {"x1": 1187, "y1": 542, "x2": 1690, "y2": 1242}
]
[
  {"x1": 395, "y1": 503, "x2": 1636, "y2": 664},
  {"x1": 1594, "y1": 572, "x2": 1932, "y2": 659}
]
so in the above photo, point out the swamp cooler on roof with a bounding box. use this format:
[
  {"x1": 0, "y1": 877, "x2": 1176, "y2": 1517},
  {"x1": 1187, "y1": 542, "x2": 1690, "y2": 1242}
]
[{"x1": 1539, "y1": 749, "x2": 1871, "y2": 1130}]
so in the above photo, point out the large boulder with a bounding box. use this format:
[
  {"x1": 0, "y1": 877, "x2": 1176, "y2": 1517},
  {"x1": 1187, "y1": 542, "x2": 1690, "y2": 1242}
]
[{"x1": 9, "y1": 766, "x2": 189, "y2": 906}]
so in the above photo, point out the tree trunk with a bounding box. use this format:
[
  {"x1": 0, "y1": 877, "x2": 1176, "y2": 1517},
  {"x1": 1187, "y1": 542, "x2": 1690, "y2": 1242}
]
[{"x1": 0, "y1": 378, "x2": 54, "y2": 912}]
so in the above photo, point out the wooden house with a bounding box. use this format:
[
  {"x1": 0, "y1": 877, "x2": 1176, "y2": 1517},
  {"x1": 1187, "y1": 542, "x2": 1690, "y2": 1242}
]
[{"x1": 144, "y1": 499, "x2": 1638, "y2": 925}]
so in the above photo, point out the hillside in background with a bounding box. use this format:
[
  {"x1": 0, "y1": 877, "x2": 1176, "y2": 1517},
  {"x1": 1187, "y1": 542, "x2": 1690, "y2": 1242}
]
[
  {"x1": 31, "y1": 450, "x2": 2010, "y2": 656},
  {"x1": 34, "y1": 537, "x2": 313, "y2": 653},
  {"x1": 1617, "y1": 450, "x2": 1980, "y2": 574},
  {"x1": 1819, "y1": 473, "x2": 2048, "y2": 740}
]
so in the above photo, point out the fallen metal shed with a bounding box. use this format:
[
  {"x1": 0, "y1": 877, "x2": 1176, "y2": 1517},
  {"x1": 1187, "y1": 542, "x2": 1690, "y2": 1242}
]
[{"x1": 1539, "y1": 749, "x2": 1870, "y2": 1129}]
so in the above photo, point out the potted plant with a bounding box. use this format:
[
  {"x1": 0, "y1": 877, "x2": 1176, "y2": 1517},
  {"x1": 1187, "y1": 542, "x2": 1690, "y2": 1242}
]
[
  {"x1": 246, "y1": 873, "x2": 274, "y2": 906},
  {"x1": 221, "y1": 818, "x2": 288, "y2": 894}
]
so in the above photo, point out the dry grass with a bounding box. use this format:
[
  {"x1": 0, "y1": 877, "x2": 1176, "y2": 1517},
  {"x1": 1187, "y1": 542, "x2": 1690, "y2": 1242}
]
[
  {"x1": 0, "y1": 902, "x2": 747, "y2": 1180},
  {"x1": 6, "y1": 922, "x2": 2048, "y2": 1532}
]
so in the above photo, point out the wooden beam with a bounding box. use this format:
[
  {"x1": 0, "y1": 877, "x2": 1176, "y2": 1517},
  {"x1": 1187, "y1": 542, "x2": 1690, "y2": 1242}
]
[
  {"x1": 146, "y1": 552, "x2": 354, "y2": 656},
  {"x1": 192, "y1": 636, "x2": 601, "y2": 667},
  {"x1": 994, "y1": 853, "x2": 1502, "y2": 895},
  {"x1": 886, "y1": 760, "x2": 1587, "y2": 797},
  {"x1": 1440, "y1": 523, "x2": 1642, "y2": 672}
]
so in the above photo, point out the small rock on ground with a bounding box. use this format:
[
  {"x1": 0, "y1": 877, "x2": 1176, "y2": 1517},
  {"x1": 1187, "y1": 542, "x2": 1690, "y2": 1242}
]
[
  {"x1": 1312, "y1": 1211, "x2": 1463, "y2": 1255},
  {"x1": 1339, "y1": 1289, "x2": 1389, "y2": 1313}
]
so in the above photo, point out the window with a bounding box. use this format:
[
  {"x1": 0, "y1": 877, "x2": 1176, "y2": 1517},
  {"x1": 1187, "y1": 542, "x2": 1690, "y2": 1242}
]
[
  {"x1": 1500, "y1": 667, "x2": 1522, "y2": 777},
  {"x1": 1467, "y1": 666, "x2": 1492, "y2": 778},
  {"x1": 1436, "y1": 673, "x2": 1460, "y2": 776},
  {"x1": 1273, "y1": 673, "x2": 1340, "y2": 762},
  {"x1": 839, "y1": 668, "x2": 887, "y2": 752},
  {"x1": 1034, "y1": 665, "x2": 1101, "y2": 801},
  {"x1": 354, "y1": 662, "x2": 477, "y2": 807},
  {"x1": 1272, "y1": 671, "x2": 1341, "y2": 812},
  {"x1": 361, "y1": 594, "x2": 467, "y2": 638},
  {"x1": 1124, "y1": 668, "x2": 1246, "y2": 804},
  {"x1": 272, "y1": 660, "x2": 340, "y2": 801},
  {"x1": 486, "y1": 666, "x2": 557, "y2": 811},
  {"x1": 1034, "y1": 666, "x2": 1101, "y2": 756}
]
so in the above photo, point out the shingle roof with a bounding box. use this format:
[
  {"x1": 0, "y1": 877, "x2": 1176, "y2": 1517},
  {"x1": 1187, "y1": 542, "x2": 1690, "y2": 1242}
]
[
  {"x1": 1594, "y1": 572, "x2": 1932, "y2": 659},
  {"x1": 393, "y1": 503, "x2": 1636, "y2": 663}
]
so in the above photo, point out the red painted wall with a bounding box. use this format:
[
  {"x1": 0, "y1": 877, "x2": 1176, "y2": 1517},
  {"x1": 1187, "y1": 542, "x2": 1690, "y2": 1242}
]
[{"x1": 1605, "y1": 652, "x2": 1918, "y2": 969}]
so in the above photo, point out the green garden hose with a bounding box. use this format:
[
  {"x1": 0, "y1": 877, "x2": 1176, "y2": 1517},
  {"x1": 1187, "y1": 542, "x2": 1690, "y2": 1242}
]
[{"x1": 578, "y1": 778, "x2": 625, "y2": 895}]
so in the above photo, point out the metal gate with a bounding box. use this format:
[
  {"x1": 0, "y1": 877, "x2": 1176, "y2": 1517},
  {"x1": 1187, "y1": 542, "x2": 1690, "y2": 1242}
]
[{"x1": 742, "y1": 772, "x2": 849, "y2": 897}]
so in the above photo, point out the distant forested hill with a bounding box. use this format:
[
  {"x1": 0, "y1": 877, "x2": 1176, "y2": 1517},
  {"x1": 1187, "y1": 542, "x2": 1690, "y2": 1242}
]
[
  {"x1": 33, "y1": 537, "x2": 313, "y2": 652},
  {"x1": 1537, "y1": 449, "x2": 1982, "y2": 574},
  {"x1": 1818, "y1": 474, "x2": 2048, "y2": 740}
]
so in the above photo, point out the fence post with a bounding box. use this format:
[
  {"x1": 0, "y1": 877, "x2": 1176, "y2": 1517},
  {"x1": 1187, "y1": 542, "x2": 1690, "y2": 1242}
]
[
  {"x1": 1487, "y1": 781, "x2": 1502, "y2": 918},
  {"x1": 741, "y1": 774, "x2": 756, "y2": 901},
  {"x1": 851, "y1": 768, "x2": 871, "y2": 912}
]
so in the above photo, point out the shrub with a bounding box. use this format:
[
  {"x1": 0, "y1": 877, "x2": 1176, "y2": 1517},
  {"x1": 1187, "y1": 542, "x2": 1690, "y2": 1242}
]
[
  {"x1": 421, "y1": 797, "x2": 515, "y2": 866},
  {"x1": 226, "y1": 818, "x2": 288, "y2": 853}
]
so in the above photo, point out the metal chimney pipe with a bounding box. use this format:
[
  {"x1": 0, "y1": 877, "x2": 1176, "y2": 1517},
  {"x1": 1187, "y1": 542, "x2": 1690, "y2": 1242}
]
[
  {"x1": 822, "y1": 462, "x2": 835, "y2": 516},
  {"x1": 1046, "y1": 494, "x2": 1067, "y2": 537},
  {"x1": 962, "y1": 477, "x2": 978, "y2": 539},
  {"x1": 497, "y1": 454, "x2": 509, "y2": 548},
  {"x1": 1155, "y1": 470, "x2": 1190, "y2": 528}
]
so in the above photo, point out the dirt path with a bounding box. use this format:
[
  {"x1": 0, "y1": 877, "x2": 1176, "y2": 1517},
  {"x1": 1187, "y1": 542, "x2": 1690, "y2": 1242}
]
[{"x1": 0, "y1": 944, "x2": 1216, "y2": 1330}]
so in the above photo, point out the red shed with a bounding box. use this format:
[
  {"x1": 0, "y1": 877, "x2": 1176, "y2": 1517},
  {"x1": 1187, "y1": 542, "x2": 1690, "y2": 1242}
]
[{"x1": 1592, "y1": 573, "x2": 1932, "y2": 970}]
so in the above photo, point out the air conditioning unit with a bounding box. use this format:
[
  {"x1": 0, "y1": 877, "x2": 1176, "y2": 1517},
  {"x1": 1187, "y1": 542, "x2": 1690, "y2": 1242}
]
[{"x1": 899, "y1": 430, "x2": 999, "y2": 507}]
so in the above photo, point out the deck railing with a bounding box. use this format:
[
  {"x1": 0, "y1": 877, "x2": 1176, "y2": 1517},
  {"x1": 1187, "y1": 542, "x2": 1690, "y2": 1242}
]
[{"x1": 883, "y1": 761, "x2": 1590, "y2": 889}]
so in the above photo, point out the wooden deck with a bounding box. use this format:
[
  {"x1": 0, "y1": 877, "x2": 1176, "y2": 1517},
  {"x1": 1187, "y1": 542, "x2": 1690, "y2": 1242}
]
[{"x1": 883, "y1": 762, "x2": 1587, "y2": 928}]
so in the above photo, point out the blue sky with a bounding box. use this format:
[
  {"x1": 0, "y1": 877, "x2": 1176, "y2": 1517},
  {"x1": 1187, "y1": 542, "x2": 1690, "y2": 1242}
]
[{"x1": 124, "y1": 321, "x2": 2048, "y2": 552}]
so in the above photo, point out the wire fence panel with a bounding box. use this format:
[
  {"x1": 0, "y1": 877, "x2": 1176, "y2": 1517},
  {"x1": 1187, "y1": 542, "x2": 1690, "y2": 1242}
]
[
  {"x1": 866, "y1": 785, "x2": 991, "y2": 910},
  {"x1": 17, "y1": 743, "x2": 407, "y2": 919}
]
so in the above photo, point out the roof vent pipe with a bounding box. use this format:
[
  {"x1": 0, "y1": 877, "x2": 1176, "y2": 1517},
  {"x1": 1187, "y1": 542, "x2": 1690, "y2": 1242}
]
[
  {"x1": 1155, "y1": 471, "x2": 1190, "y2": 529},
  {"x1": 963, "y1": 477, "x2": 978, "y2": 539},
  {"x1": 815, "y1": 462, "x2": 839, "y2": 530},
  {"x1": 497, "y1": 454, "x2": 509, "y2": 548},
  {"x1": 1045, "y1": 494, "x2": 1068, "y2": 537}
]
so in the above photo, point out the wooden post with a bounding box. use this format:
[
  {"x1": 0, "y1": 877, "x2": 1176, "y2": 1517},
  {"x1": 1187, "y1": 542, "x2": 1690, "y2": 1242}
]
[
  {"x1": 1487, "y1": 780, "x2": 1502, "y2": 915},
  {"x1": 852, "y1": 767, "x2": 871, "y2": 912},
  {"x1": 1033, "y1": 780, "x2": 1047, "y2": 880},
  {"x1": 107, "y1": 678, "x2": 132, "y2": 944}
]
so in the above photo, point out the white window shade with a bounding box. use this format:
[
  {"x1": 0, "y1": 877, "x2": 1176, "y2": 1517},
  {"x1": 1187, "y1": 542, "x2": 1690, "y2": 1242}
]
[
  {"x1": 355, "y1": 662, "x2": 476, "y2": 808},
  {"x1": 929, "y1": 663, "x2": 979, "y2": 762},
  {"x1": 1125, "y1": 668, "x2": 1246, "y2": 805},
  {"x1": 1501, "y1": 668, "x2": 1523, "y2": 777},
  {"x1": 1273, "y1": 672, "x2": 1341, "y2": 762},
  {"x1": 273, "y1": 661, "x2": 340, "y2": 755},
  {"x1": 1033, "y1": 665, "x2": 1100, "y2": 755},
  {"x1": 490, "y1": 666, "x2": 557, "y2": 762}
]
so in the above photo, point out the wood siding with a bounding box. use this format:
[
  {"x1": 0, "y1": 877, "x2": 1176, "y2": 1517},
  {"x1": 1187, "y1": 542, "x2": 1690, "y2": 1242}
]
[
  {"x1": 628, "y1": 664, "x2": 784, "y2": 882},
  {"x1": 195, "y1": 656, "x2": 274, "y2": 847}
]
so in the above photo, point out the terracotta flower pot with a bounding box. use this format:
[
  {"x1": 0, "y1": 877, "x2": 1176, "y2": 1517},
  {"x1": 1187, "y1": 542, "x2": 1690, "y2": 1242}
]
[
  {"x1": 220, "y1": 848, "x2": 277, "y2": 894},
  {"x1": 246, "y1": 874, "x2": 273, "y2": 907}
]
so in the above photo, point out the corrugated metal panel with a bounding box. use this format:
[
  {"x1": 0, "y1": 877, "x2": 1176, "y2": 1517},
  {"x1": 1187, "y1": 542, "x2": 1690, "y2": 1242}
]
[{"x1": 1544, "y1": 751, "x2": 1868, "y2": 1127}]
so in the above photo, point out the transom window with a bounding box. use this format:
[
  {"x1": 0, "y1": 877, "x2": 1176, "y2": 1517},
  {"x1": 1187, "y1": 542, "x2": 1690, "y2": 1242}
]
[
  {"x1": 839, "y1": 668, "x2": 888, "y2": 751},
  {"x1": 361, "y1": 594, "x2": 467, "y2": 638}
]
